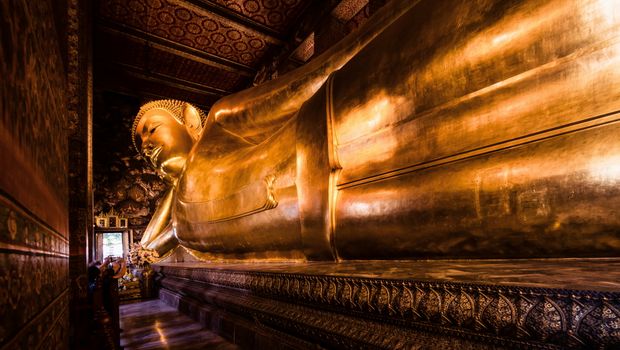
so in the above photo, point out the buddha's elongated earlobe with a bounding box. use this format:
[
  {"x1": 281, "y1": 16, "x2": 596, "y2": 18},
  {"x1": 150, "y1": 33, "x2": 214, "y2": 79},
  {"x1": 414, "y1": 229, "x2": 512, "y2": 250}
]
[{"x1": 183, "y1": 103, "x2": 203, "y2": 141}]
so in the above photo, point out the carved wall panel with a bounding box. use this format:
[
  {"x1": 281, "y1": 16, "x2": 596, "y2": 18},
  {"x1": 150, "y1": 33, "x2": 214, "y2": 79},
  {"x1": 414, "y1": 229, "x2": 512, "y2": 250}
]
[
  {"x1": 0, "y1": 289, "x2": 69, "y2": 350},
  {"x1": 0, "y1": 0, "x2": 69, "y2": 235},
  {"x1": 0, "y1": 1, "x2": 70, "y2": 348},
  {"x1": 93, "y1": 92, "x2": 171, "y2": 226}
]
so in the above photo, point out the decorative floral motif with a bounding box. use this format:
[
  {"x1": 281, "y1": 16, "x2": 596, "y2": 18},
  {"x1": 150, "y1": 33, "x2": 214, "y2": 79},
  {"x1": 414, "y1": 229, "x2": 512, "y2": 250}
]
[
  {"x1": 420, "y1": 289, "x2": 442, "y2": 321},
  {"x1": 301, "y1": 279, "x2": 311, "y2": 297},
  {"x1": 398, "y1": 287, "x2": 414, "y2": 316},
  {"x1": 342, "y1": 282, "x2": 353, "y2": 306},
  {"x1": 7, "y1": 211, "x2": 17, "y2": 240},
  {"x1": 578, "y1": 303, "x2": 620, "y2": 347},
  {"x1": 447, "y1": 292, "x2": 474, "y2": 326},
  {"x1": 211, "y1": 0, "x2": 304, "y2": 31},
  {"x1": 357, "y1": 284, "x2": 370, "y2": 310},
  {"x1": 291, "y1": 278, "x2": 300, "y2": 296},
  {"x1": 376, "y1": 285, "x2": 389, "y2": 312},
  {"x1": 99, "y1": 0, "x2": 280, "y2": 65},
  {"x1": 481, "y1": 295, "x2": 515, "y2": 334},
  {"x1": 312, "y1": 280, "x2": 323, "y2": 302},
  {"x1": 524, "y1": 298, "x2": 565, "y2": 342},
  {"x1": 327, "y1": 281, "x2": 337, "y2": 302}
]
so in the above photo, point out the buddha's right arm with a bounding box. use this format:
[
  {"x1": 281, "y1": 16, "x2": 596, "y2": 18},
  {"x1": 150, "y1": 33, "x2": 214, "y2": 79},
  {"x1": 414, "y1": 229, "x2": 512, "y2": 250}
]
[
  {"x1": 140, "y1": 186, "x2": 176, "y2": 249},
  {"x1": 205, "y1": 0, "x2": 417, "y2": 145}
]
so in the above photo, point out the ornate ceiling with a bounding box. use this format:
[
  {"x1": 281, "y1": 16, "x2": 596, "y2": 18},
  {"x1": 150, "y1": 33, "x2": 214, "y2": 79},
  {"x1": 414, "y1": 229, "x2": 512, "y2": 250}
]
[
  {"x1": 94, "y1": 0, "x2": 317, "y2": 110},
  {"x1": 92, "y1": 0, "x2": 388, "y2": 226}
]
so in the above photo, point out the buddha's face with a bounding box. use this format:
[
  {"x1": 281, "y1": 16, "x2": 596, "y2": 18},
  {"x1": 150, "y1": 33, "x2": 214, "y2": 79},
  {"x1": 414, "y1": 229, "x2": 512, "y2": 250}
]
[{"x1": 136, "y1": 108, "x2": 194, "y2": 177}]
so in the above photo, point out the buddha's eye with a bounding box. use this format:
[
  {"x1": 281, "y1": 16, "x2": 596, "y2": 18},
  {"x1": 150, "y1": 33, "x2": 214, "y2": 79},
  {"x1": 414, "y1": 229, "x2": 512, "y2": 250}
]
[{"x1": 150, "y1": 125, "x2": 159, "y2": 134}]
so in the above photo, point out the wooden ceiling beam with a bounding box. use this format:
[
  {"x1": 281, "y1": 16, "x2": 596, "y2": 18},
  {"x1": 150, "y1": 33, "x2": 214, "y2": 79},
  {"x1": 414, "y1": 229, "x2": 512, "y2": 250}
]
[
  {"x1": 97, "y1": 20, "x2": 256, "y2": 77},
  {"x1": 93, "y1": 84, "x2": 212, "y2": 113},
  {"x1": 93, "y1": 87, "x2": 212, "y2": 112},
  {"x1": 184, "y1": 0, "x2": 287, "y2": 42},
  {"x1": 109, "y1": 61, "x2": 229, "y2": 98}
]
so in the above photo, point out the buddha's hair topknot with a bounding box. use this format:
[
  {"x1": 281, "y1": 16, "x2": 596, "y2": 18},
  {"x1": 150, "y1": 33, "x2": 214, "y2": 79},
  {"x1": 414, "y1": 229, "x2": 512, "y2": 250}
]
[{"x1": 131, "y1": 99, "x2": 207, "y2": 154}]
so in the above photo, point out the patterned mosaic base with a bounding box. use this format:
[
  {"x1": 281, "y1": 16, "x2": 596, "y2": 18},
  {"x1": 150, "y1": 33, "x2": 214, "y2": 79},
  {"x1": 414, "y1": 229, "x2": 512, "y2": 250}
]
[
  {"x1": 159, "y1": 281, "x2": 498, "y2": 349},
  {"x1": 156, "y1": 261, "x2": 620, "y2": 349}
]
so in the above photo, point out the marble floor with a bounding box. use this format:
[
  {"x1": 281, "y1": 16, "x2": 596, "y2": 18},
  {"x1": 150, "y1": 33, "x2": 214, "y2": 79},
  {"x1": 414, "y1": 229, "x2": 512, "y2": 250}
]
[{"x1": 120, "y1": 299, "x2": 238, "y2": 350}]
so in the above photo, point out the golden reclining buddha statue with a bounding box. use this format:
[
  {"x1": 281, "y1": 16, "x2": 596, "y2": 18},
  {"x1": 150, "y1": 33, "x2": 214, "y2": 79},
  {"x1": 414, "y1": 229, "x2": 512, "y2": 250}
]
[{"x1": 133, "y1": 0, "x2": 620, "y2": 262}]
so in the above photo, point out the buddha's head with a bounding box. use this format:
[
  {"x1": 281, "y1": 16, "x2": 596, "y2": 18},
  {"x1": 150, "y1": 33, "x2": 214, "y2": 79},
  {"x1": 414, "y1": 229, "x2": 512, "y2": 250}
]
[{"x1": 132, "y1": 100, "x2": 206, "y2": 179}]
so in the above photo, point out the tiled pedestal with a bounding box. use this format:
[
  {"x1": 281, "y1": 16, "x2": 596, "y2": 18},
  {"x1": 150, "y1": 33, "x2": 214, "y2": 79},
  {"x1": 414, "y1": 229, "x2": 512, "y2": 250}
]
[{"x1": 154, "y1": 259, "x2": 620, "y2": 349}]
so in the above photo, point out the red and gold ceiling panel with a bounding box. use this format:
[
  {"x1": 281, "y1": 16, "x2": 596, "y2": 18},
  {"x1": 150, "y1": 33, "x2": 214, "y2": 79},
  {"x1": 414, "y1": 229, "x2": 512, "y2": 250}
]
[
  {"x1": 97, "y1": 67, "x2": 222, "y2": 108},
  {"x1": 99, "y1": 0, "x2": 281, "y2": 66},
  {"x1": 144, "y1": 47, "x2": 251, "y2": 91},
  {"x1": 96, "y1": 29, "x2": 250, "y2": 92},
  {"x1": 210, "y1": 0, "x2": 306, "y2": 31},
  {"x1": 93, "y1": 0, "x2": 323, "y2": 110}
]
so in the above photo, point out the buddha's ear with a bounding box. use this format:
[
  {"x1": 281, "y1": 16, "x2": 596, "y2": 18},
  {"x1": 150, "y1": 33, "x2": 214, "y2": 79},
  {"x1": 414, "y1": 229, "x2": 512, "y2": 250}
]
[{"x1": 183, "y1": 103, "x2": 203, "y2": 141}]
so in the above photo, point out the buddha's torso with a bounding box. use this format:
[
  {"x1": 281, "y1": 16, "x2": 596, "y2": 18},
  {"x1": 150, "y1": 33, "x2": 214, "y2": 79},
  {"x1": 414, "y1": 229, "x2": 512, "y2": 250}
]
[{"x1": 174, "y1": 120, "x2": 305, "y2": 260}]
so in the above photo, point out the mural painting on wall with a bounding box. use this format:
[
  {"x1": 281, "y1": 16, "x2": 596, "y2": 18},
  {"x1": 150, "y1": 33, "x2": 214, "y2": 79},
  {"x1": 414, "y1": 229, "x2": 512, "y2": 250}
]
[{"x1": 93, "y1": 92, "x2": 169, "y2": 227}]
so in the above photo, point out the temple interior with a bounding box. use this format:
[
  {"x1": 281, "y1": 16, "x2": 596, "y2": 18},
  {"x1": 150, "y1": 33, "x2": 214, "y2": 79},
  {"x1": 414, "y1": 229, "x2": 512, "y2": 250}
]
[{"x1": 2, "y1": 0, "x2": 620, "y2": 349}]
